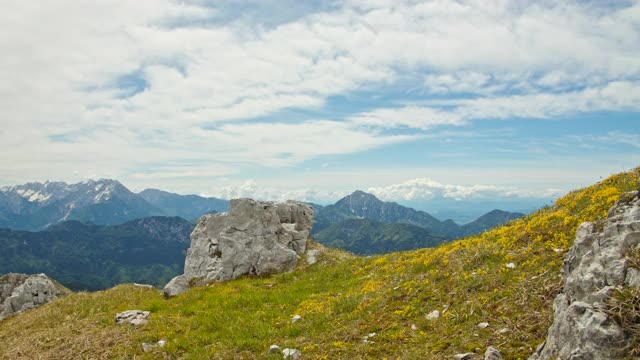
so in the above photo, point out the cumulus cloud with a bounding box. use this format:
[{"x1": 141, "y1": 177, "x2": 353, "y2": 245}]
[
  {"x1": 207, "y1": 180, "x2": 350, "y2": 203},
  {"x1": 368, "y1": 178, "x2": 565, "y2": 201},
  {"x1": 0, "y1": 0, "x2": 639, "y2": 187},
  {"x1": 349, "y1": 81, "x2": 640, "y2": 130}
]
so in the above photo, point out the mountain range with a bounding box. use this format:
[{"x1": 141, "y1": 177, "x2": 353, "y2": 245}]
[
  {"x1": 314, "y1": 218, "x2": 449, "y2": 255},
  {"x1": 0, "y1": 179, "x2": 229, "y2": 231},
  {"x1": 0, "y1": 216, "x2": 193, "y2": 290},
  {"x1": 312, "y1": 191, "x2": 524, "y2": 246}
]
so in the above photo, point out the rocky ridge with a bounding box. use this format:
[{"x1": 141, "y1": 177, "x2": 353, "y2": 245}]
[
  {"x1": 531, "y1": 188, "x2": 640, "y2": 359},
  {"x1": 0, "y1": 273, "x2": 69, "y2": 320},
  {"x1": 164, "y1": 198, "x2": 314, "y2": 297}
]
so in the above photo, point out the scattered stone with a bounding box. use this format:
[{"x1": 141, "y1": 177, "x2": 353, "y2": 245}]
[
  {"x1": 499, "y1": 328, "x2": 509, "y2": 335},
  {"x1": 292, "y1": 314, "x2": 302, "y2": 323},
  {"x1": 162, "y1": 275, "x2": 190, "y2": 298},
  {"x1": 163, "y1": 199, "x2": 314, "y2": 296},
  {"x1": 282, "y1": 348, "x2": 302, "y2": 359},
  {"x1": 362, "y1": 332, "x2": 377, "y2": 344},
  {"x1": 530, "y1": 190, "x2": 640, "y2": 359},
  {"x1": 553, "y1": 248, "x2": 563, "y2": 253},
  {"x1": 478, "y1": 322, "x2": 489, "y2": 329},
  {"x1": 453, "y1": 353, "x2": 481, "y2": 360},
  {"x1": 484, "y1": 346, "x2": 502, "y2": 360},
  {"x1": 133, "y1": 283, "x2": 154, "y2": 289},
  {"x1": 306, "y1": 249, "x2": 322, "y2": 265},
  {"x1": 505, "y1": 263, "x2": 516, "y2": 269},
  {"x1": 0, "y1": 273, "x2": 69, "y2": 320},
  {"x1": 142, "y1": 339, "x2": 167, "y2": 353},
  {"x1": 426, "y1": 310, "x2": 440, "y2": 320},
  {"x1": 411, "y1": 324, "x2": 418, "y2": 331},
  {"x1": 115, "y1": 310, "x2": 150, "y2": 326},
  {"x1": 268, "y1": 345, "x2": 281, "y2": 354}
]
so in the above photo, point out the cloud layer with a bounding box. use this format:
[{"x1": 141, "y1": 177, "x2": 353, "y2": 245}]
[
  {"x1": 0, "y1": 0, "x2": 639, "y2": 193},
  {"x1": 367, "y1": 178, "x2": 565, "y2": 202}
]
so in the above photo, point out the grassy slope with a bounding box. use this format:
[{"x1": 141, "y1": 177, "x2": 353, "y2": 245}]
[{"x1": 0, "y1": 170, "x2": 637, "y2": 360}]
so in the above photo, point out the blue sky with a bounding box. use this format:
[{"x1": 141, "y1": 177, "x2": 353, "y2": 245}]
[{"x1": 0, "y1": 0, "x2": 638, "y2": 216}]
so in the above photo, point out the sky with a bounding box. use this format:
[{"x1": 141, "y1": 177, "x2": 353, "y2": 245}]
[{"x1": 0, "y1": 0, "x2": 639, "y2": 215}]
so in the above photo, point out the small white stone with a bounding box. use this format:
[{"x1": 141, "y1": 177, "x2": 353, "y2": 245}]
[
  {"x1": 292, "y1": 314, "x2": 302, "y2": 323},
  {"x1": 268, "y1": 345, "x2": 281, "y2": 354},
  {"x1": 282, "y1": 348, "x2": 302, "y2": 359},
  {"x1": 453, "y1": 353, "x2": 480, "y2": 360},
  {"x1": 411, "y1": 324, "x2": 418, "y2": 331},
  {"x1": 426, "y1": 310, "x2": 440, "y2": 321},
  {"x1": 478, "y1": 322, "x2": 490, "y2": 329},
  {"x1": 368, "y1": 332, "x2": 376, "y2": 338},
  {"x1": 499, "y1": 328, "x2": 509, "y2": 334},
  {"x1": 505, "y1": 263, "x2": 516, "y2": 269},
  {"x1": 157, "y1": 339, "x2": 167, "y2": 347}
]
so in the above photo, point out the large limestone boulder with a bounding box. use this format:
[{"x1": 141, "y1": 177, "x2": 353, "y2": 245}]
[
  {"x1": 530, "y1": 190, "x2": 640, "y2": 359},
  {"x1": 164, "y1": 199, "x2": 314, "y2": 297},
  {"x1": 0, "y1": 273, "x2": 69, "y2": 320}
]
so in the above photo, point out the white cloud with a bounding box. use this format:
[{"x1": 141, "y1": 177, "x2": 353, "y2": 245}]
[
  {"x1": 368, "y1": 178, "x2": 565, "y2": 201},
  {"x1": 351, "y1": 81, "x2": 640, "y2": 129},
  {"x1": 207, "y1": 180, "x2": 351, "y2": 203},
  {"x1": 0, "y1": 0, "x2": 639, "y2": 187}
]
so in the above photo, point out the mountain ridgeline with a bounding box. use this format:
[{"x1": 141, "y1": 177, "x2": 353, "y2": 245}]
[
  {"x1": 312, "y1": 190, "x2": 524, "y2": 254},
  {"x1": 0, "y1": 216, "x2": 193, "y2": 291},
  {"x1": 314, "y1": 218, "x2": 449, "y2": 255},
  {"x1": 1, "y1": 170, "x2": 636, "y2": 359},
  {"x1": 0, "y1": 179, "x2": 229, "y2": 231}
]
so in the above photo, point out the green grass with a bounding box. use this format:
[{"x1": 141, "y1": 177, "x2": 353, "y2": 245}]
[{"x1": 0, "y1": 169, "x2": 638, "y2": 360}]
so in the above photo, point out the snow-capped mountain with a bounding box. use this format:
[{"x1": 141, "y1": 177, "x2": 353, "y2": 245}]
[
  {"x1": 0, "y1": 179, "x2": 230, "y2": 231},
  {"x1": 0, "y1": 179, "x2": 164, "y2": 230}
]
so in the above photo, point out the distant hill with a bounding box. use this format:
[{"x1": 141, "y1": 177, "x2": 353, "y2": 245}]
[
  {"x1": 458, "y1": 209, "x2": 524, "y2": 237},
  {"x1": 312, "y1": 190, "x2": 524, "y2": 239},
  {"x1": 0, "y1": 179, "x2": 229, "y2": 231},
  {"x1": 314, "y1": 218, "x2": 449, "y2": 255},
  {"x1": 139, "y1": 188, "x2": 228, "y2": 220},
  {"x1": 0, "y1": 216, "x2": 193, "y2": 290}
]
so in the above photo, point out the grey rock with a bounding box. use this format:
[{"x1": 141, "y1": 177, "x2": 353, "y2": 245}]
[
  {"x1": 282, "y1": 348, "x2": 302, "y2": 359},
  {"x1": 268, "y1": 344, "x2": 281, "y2": 354},
  {"x1": 142, "y1": 343, "x2": 156, "y2": 353},
  {"x1": 453, "y1": 353, "x2": 481, "y2": 360},
  {"x1": 530, "y1": 190, "x2": 640, "y2": 359},
  {"x1": 133, "y1": 283, "x2": 154, "y2": 289},
  {"x1": 292, "y1": 314, "x2": 302, "y2": 323},
  {"x1": 0, "y1": 273, "x2": 68, "y2": 319},
  {"x1": 163, "y1": 275, "x2": 190, "y2": 298},
  {"x1": 115, "y1": 310, "x2": 150, "y2": 326},
  {"x1": 306, "y1": 249, "x2": 322, "y2": 265},
  {"x1": 141, "y1": 338, "x2": 166, "y2": 353},
  {"x1": 484, "y1": 346, "x2": 502, "y2": 360},
  {"x1": 477, "y1": 322, "x2": 489, "y2": 329},
  {"x1": 163, "y1": 199, "x2": 314, "y2": 296},
  {"x1": 426, "y1": 310, "x2": 440, "y2": 320}
]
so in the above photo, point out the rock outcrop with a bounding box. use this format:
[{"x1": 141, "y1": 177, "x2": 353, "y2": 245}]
[
  {"x1": 164, "y1": 199, "x2": 314, "y2": 297},
  {"x1": 531, "y1": 190, "x2": 640, "y2": 359},
  {"x1": 115, "y1": 310, "x2": 150, "y2": 326},
  {"x1": 0, "y1": 273, "x2": 69, "y2": 320}
]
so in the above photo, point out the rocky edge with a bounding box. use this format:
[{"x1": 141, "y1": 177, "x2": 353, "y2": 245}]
[
  {"x1": 164, "y1": 198, "x2": 314, "y2": 297},
  {"x1": 531, "y1": 189, "x2": 640, "y2": 359}
]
